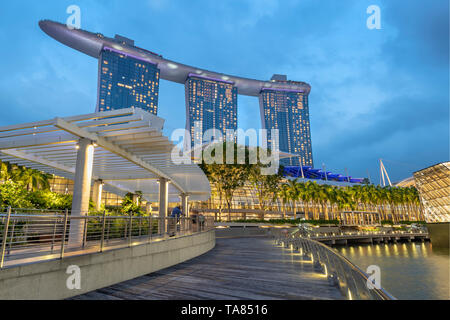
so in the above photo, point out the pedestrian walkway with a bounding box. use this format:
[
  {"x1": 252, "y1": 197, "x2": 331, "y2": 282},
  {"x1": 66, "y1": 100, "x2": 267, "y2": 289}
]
[{"x1": 72, "y1": 237, "x2": 344, "y2": 300}]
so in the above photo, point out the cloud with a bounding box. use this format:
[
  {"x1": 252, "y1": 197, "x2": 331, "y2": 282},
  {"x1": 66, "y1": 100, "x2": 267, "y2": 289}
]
[{"x1": 0, "y1": 0, "x2": 447, "y2": 183}]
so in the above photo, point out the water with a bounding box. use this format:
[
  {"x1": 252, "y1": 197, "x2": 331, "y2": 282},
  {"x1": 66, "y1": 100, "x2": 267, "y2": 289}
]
[{"x1": 335, "y1": 242, "x2": 449, "y2": 300}]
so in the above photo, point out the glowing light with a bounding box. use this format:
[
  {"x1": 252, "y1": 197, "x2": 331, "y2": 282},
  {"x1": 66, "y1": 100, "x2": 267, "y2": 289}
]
[{"x1": 167, "y1": 63, "x2": 178, "y2": 69}]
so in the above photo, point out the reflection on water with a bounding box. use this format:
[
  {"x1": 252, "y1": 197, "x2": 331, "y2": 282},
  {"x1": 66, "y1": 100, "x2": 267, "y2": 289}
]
[{"x1": 335, "y1": 242, "x2": 449, "y2": 300}]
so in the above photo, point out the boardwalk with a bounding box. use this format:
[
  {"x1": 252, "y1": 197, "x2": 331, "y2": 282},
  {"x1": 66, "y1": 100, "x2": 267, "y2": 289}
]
[{"x1": 72, "y1": 237, "x2": 344, "y2": 300}]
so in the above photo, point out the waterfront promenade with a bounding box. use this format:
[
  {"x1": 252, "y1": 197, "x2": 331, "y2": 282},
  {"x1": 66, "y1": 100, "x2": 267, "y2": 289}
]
[{"x1": 72, "y1": 237, "x2": 344, "y2": 300}]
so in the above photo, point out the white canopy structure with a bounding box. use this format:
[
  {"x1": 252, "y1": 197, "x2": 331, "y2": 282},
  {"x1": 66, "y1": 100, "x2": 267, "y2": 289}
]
[{"x1": 0, "y1": 107, "x2": 210, "y2": 213}]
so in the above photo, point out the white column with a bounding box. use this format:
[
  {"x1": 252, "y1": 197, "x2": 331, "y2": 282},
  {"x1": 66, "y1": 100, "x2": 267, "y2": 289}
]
[
  {"x1": 146, "y1": 202, "x2": 153, "y2": 215},
  {"x1": 180, "y1": 193, "x2": 189, "y2": 217},
  {"x1": 92, "y1": 180, "x2": 103, "y2": 211},
  {"x1": 158, "y1": 178, "x2": 169, "y2": 234},
  {"x1": 70, "y1": 138, "x2": 95, "y2": 246},
  {"x1": 133, "y1": 194, "x2": 140, "y2": 206}
]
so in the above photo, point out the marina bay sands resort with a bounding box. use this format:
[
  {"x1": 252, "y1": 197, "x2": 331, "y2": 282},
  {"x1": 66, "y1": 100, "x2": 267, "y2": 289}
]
[{"x1": 39, "y1": 20, "x2": 313, "y2": 167}]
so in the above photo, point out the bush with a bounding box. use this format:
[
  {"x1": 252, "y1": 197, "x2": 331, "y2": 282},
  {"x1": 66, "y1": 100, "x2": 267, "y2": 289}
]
[
  {"x1": 120, "y1": 193, "x2": 144, "y2": 216},
  {"x1": 0, "y1": 182, "x2": 72, "y2": 210},
  {"x1": 26, "y1": 190, "x2": 72, "y2": 210},
  {"x1": 0, "y1": 181, "x2": 33, "y2": 208}
]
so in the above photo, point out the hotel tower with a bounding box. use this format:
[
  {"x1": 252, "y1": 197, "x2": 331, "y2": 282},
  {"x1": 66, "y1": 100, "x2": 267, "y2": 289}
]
[{"x1": 39, "y1": 20, "x2": 313, "y2": 167}]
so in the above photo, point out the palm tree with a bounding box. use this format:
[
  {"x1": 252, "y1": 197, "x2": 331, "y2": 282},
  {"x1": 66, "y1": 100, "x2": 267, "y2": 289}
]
[
  {"x1": 273, "y1": 178, "x2": 424, "y2": 224},
  {"x1": 318, "y1": 185, "x2": 331, "y2": 220},
  {"x1": 327, "y1": 186, "x2": 339, "y2": 220},
  {"x1": 278, "y1": 184, "x2": 290, "y2": 219},
  {"x1": 406, "y1": 187, "x2": 422, "y2": 221},
  {"x1": 309, "y1": 182, "x2": 321, "y2": 220},
  {"x1": 0, "y1": 161, "x2": 11, "y2": 181},
  {"x1": 17, "y1": 168, "x2": 51, "y2": 191},
  {"x1": 297, "y1": 182, "x2": 310, "y2": 220},
  {"x1": 286, "y1": 179, "x2": 300, "y2": 219}
]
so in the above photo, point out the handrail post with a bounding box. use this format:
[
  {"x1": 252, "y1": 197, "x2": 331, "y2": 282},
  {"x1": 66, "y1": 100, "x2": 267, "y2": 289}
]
[
  {"x1": 148, "y1": 215, "x2": 152, "y2": 243},
  {"x1": 0, "y1": 206, "x2": 12, "y2": 269},
  {"x1": 50, "y1": 215, "x2": 58, "y2": 252},
  {"x1": 138, "y1": 216, "x2": 142, "y2": 238},
  {"x1": 128, "y1": 212, "x2": 133, "y2": 247},
  {"x1": 60, "y1": 209, "x2": 69, "y2": 259},
  {"x1": 7, "y1": 217, "x2": 16, "y2": 255},
  {"x1": 100, "y1": 210, "x2": 107, "y2": 252},
  {"x1": 82, "y1": 215, "x2": 88, "y2": 248}
]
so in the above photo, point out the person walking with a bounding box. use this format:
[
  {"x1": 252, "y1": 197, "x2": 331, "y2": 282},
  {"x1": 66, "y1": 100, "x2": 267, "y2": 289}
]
[
  {"x1": 170, "y1": 205, "x2": 183, "y2": 235},
  {"x1": 190, "y1": 209, "x2": 199, "y2": 233},
  {"x1": 171, "y1": 205, "x2": 182, "y2": 218}
]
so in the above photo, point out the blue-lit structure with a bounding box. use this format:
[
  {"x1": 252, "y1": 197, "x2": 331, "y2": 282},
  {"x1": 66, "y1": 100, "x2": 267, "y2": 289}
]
[
  {"x1": 185, "y1": 74, "x2": 238, "y2": 148},
  {"x1": 259, "y1": 76, "x2": 313, "y2": 167},
  {"x1": 97, "y1": 47, "x2": 160, "y2": 114},
  {"x1": 39, "y1": 20, "x2": 313, "y2": 162},
  {"x1": 283, "y1": 166, "x2": 364, "y2": 184}
]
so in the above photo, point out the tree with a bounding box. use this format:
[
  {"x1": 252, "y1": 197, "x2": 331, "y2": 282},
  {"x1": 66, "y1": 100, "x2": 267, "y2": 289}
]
[
  {"x1": 297, "y1": 182, "x2": 311, "y2": 220},
  {"x1": 200, "y1": 142, "x2": 250, "y2": 222},
  {"x1": 222, "y1": 166, "x2": 249, "y2": 221},
  {"x1": 17, "y1": 168, "x2": 51, "y2": 191},
  {"x1": 120, "y1": 192, "x2": 143, "y2": 216},
  {"x1": 278, "y1": 184, "x2": 290, "y2": 219},
  {"x1": 201, "y1": 164, "x2": 226, "y2": 221},
  {"x1": 286, "y1": 179, "x2": 300, "y2": 219},
  {"x1": 275, "y1": 179, "x2": 423, "y2": 223},
  {"x1": 248, "y1": 159, "x2": 282, "y2": 217},
  {"x1": 0, "y1": 161, "x2": 11, "y2": 181}
]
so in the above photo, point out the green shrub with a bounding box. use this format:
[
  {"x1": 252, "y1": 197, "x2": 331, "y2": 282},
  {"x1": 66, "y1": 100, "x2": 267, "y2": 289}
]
[{"x1": 0, "y1": 181, "x2": 33, "y2": 208}]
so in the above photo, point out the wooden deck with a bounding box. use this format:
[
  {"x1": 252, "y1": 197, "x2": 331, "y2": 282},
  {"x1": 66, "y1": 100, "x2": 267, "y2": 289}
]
[{"x1": 71, "y1": 237, "x2": 344, "y2": 300}]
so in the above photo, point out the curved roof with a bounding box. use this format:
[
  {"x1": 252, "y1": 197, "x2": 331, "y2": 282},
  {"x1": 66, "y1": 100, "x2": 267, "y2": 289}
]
[
  {"x1": 394, "y1": 176, "x2": 415, "y2": 188},
  {"x1": 39, "y1": 20, "x2": 311, "y2": 96},
  {"x1": 0, "y1": 108, "x2": 211, "y2": 202}
]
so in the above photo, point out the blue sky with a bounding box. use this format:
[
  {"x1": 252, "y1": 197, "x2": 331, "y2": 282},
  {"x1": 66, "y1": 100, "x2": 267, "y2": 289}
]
[{"x1": 0, "y1": 0, "x2": 448, "y2": 183}]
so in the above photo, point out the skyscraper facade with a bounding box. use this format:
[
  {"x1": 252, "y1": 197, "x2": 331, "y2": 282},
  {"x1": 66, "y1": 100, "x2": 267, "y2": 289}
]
[
  {"x1": 40, "y1": 21, "x2": 313, "y2": 163},
  {"x1": 185, "y1": 74, "x2": 238, "y2": 148},
  {"x1": 259, "y1": 79, "x2": 313, "y2": 167},
  {"x1": 97, "y1": 47, "x2": 160, "y2": 114}
]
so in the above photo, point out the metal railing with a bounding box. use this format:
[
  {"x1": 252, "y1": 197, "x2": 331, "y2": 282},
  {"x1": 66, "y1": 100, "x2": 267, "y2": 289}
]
[
  {"x1": 298, "y1": 229, "x2": 428, "y2": 239},
  {"x1": 0, "y1": 206, "x2": 214, "y2": 268},
  {"x1": 275, "y1": 234, "x2": 396, "y2": 300}
]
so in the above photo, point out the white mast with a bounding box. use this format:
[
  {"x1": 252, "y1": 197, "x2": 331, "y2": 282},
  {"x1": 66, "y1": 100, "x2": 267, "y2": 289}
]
[{"x1": 379, "y1": 159, "x2": 392, "y2": 187}]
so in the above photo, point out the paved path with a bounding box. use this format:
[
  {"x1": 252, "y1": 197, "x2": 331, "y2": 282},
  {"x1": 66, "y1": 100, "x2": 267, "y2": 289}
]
[{"x1": 71, "y1": 237, "x2": 344, "y2": 300}]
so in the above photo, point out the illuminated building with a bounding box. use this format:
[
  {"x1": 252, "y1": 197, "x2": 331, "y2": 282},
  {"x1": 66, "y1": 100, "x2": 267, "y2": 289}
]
[
  {"x1": 97, "y1": 45, "x2": 160, "y2": 114},
  {"x1": 185, "y1": 74, "x2": 237, "y2": 148},
  {"x1": 259, "y1": 75, "x2": 313, "y2": 166},
  {"x1": 414, "y1": 162, "x2": 450, "y2": 222},
  {"x1": 39, "y1": 20, "x2": 312, "y2": 159}
]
